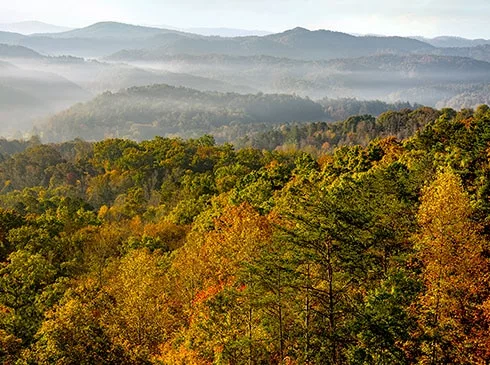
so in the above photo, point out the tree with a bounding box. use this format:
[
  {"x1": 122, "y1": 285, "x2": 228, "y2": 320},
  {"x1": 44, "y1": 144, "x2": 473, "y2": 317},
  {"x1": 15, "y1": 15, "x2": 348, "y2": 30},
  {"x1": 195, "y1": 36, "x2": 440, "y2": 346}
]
[
  {"x1": 0, "y1": 250, "x2": 62, "y2": 344},
  {"x1": 103, "y1": 249, "x2": 170, "y2": 358},
  {"x1": 168, "y1": 203, "x2": 274, "y2": 363},
  {"x1": 27, "y1": 279, "x2": 133, "y2": 365},
  {"x1": 415, "y1": 170, "x2": 490, "y2": 363}
]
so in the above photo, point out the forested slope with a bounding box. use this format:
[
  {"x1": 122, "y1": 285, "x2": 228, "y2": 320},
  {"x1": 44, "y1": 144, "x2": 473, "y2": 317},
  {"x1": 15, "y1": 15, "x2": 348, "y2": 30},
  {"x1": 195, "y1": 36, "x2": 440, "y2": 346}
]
[
  {"x1": 40, "y1": 85, "x2": 328, "y2": 142},
  {"x1": 40, "y1": 85, "x2": 420, "y2": 143},
  {"x1": 1, "y1": 105, "x2": 490, "y2": 364}
]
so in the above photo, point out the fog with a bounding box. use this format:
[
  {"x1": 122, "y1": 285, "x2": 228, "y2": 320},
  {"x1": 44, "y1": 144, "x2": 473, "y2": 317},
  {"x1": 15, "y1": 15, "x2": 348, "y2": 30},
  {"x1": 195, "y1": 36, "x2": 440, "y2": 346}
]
[
  {"x1": 104, "y1": 54, "x2": 490, "y2": 103},
  {"x1": 1, "y1": 23, "x2": 490, "y2": 141}
]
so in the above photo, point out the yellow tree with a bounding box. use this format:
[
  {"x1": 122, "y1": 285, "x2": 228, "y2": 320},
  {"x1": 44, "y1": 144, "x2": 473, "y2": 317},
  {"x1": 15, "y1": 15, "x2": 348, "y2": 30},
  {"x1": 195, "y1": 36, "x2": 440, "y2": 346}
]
[
  {"x1": 102, "y1": 249, "x2": 172, "y2": 359},
  {"x1": 167, "y1": 203, "x2": 274, "y2": 363},
  {"x1": 415, "y1": 170, "x2": 490, "y2": 364}
]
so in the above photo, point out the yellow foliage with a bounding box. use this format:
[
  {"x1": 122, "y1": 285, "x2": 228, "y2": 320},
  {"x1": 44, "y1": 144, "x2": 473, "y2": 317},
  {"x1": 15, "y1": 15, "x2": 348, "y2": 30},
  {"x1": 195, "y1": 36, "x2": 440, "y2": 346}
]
[
  {"x1": 98, "y1": 205, "x2": 109, "y2": 219},
  {"x1": 169, "y1": 203, "x2": 272, "y2": 314},
  {"x1": 103, "y1": 249, "x2": 172, "y2": 354},
  {"x1": 415, "y1": 170, "x2": 490, "y2": 363},
  {"x1": 143, "y1": 220, "x2": 188, "y2": 250},
  {"x1": 155, "y1": 343, "x2": 210, "y2": 365}
]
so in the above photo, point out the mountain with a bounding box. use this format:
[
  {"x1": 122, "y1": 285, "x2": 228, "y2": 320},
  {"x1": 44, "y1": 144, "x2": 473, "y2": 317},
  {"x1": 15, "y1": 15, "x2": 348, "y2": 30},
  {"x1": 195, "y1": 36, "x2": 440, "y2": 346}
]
[
  {"x1": 0, "y1": 21, "x2": 72, "y2": 35},
  {"x1": 40, "y1": 84, "x2": 328, "y2": 142},
  {"x1": 323, "y1": 54, "x2": 490, "y2": 105},
  {"x1": 106, "y1": 52, "x2": 490, "y2": 104},
  {"x1": 16, "y1": 22, "x2": 198, "y2": 57},
  {"x1": 424, "y1": 44, "x2": 490, "y2": 63},
  {"x1": 0, "y1": 83, "x2": 41, "y2": 107},
  {"x1": 77, "y1": 63, "x2": 256, "y2": 94},
  {"x1": 0, "y1": 43, "x2": 44, "y2": 59},
  {"x1": 0, "y1": 22, "x2": 434, "y2": 59},
  {"x1": 325, "y1": 54, "x2": 490, "y2": 75},
  {"x1": 441, "y1": 84, "x2": 490, "y2": 110},
  {"x1": 184, "y1": 27, "x2": 272, "y2": 37},
  {"x1": 0, "y1": 63, "x2": 91, "y2": 134},
  {"x1": 264, "y1": 27, "x2": 434, "y2": 58},
  {"x1": 112, "y1": 26, "x2": 433, "y2": 60},
  {"x1": 18, "y1": 36, "x2": 139, "y2": 58},
  {"x1": 413, "y1": 35, "x2": 490, "y2": 48},
  {"x1": 0, "y1": 49, "x2": 255, "y2": 95},
  {"x1": 34, "y1": 21, "x2": 186, "y2": 40},
  {"x1": 0, "y1": 31, "x2": 26, "y2": 44}
]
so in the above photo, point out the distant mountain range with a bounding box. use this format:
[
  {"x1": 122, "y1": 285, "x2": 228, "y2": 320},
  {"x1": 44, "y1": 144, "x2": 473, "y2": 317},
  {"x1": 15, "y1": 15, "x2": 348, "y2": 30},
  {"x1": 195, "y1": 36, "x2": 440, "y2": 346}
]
[
  {"x1": 147, "y1": 25, "x2": 272, "y2": 37},
  {"x1": 183, "y1": 27, "x2": 272, "y2": 37},
  {"x1": 0, "y1": 21, "x2": 488, "y2": 59},
  {"x1": 412, "y1": 36, "x2": 490, "y2": 48},
  {"x1": 0, "y1": 21, "x2": 72, "y2": 35},
  {"x1": 0, "y1": 22, "x2": 434, "y2": 59},
  {"x1": 33, "y1": 22, "x2": 187, "y2": 40}
]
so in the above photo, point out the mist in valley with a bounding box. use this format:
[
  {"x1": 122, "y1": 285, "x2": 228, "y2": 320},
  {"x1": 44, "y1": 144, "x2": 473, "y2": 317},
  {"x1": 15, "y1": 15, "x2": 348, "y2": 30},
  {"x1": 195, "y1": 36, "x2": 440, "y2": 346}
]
[{"x1": 0, "y1": 22, "x2": 489, "y2": 141}]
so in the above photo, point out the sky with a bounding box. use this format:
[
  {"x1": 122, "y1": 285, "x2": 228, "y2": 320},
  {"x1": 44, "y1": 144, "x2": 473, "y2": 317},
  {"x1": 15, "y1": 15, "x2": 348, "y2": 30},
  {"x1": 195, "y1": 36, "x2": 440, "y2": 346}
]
[{"x1": 0, "y1": 0, "x2": 489, "y2": 39}]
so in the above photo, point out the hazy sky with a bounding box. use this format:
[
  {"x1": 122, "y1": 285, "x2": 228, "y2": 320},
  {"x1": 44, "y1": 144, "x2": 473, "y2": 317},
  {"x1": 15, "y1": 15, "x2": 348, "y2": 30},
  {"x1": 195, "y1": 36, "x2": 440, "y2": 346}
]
[{"x1": 1, "y1": 0, "x2": 489, "y2": 38}]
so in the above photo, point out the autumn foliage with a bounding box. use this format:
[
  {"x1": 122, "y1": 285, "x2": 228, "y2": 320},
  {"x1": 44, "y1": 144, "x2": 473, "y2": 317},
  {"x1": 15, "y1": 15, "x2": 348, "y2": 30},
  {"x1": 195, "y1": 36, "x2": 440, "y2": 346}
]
[{"x1": 0, "y1": 106, "x2": 490, "y2": 364}]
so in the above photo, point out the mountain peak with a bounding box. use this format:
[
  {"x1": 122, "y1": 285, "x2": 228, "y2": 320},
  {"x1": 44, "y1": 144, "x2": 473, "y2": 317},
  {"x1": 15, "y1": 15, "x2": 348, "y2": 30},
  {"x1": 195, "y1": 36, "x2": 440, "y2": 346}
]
[
  {"x1": 85, "y1": 21, "x2": 151, "y2": 29},
  {"x1": 34, "y1": 21, "x2": 181, "y2": 40},
  {"x1": 287, "y1": 27, "x2": 311, "y2": 34}
]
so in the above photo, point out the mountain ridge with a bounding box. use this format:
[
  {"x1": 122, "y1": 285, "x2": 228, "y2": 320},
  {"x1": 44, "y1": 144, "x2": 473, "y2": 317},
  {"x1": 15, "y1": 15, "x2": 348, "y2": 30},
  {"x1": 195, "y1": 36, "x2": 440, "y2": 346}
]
[
  {"x1": 413, "y1": 35, "x2": 490, "y2": 48},
  {"x1": 0, "y1": 22, "x2": 435, "y2": 58},
  {"x1": 0, "y1": 21, "x2": 72, "y2": 35},
  {"x1": 32, "y1": 21, "x2": 190, "y2": 40}
]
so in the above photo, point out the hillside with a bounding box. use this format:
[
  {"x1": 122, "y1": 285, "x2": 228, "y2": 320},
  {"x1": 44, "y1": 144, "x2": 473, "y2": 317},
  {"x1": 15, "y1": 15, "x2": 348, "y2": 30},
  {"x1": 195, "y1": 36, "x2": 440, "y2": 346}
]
[
  {"x1": 239, "y1": 106, "x2": 439, "y2": 150},
  {"x1": 77, "y1": 64, "x2": 255, "y2": 94},
  {"x1": 413, "y1": 35, "x2": 490, "y2": 48},
  {"x1": 429, "y1": 44, "x2": 490, "y2": 62},
  {"x1": 0, "y1": 30, "x2": 26, "y2": 44},
  {"x1": 440, "y1": 84, "x2": 490, "y2": 110},
  {"x1": 106, "y1": 52, "x2": 490, "y2": 103},
  {"x1": 0, "y1": 63, "x2": 91, "y2": 134},
  {"x1": 0, "y1": 43, "x2": 44, "y2": 59},
  {"x1": 0, "y1": 65, "x2": 90, "y2": 106},
  {"x1": 266, "y1": 27, "x2": 433, "y2": 57},
  {"x1": 3, "y1": 54, "x2": 255, "y2": 95},
  {"x1": 326, "y1": 54, "x2": 490, "y2": 74},
  {"x1": 41, "y1": 84, "x2": 327, "y2": 141},
  {"x1": 34, "y1": 21, "x2": 187, "y2": 40},
  {"x1": 185, "y1": 27, "x2": 272, "y2": 37}
]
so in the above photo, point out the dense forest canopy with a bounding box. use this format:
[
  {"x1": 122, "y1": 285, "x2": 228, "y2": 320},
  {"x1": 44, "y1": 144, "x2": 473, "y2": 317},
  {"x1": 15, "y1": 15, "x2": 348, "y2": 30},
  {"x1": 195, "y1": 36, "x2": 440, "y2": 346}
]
[{"x1": 0, "y1": 105, "x2": 490, "y2": 363}]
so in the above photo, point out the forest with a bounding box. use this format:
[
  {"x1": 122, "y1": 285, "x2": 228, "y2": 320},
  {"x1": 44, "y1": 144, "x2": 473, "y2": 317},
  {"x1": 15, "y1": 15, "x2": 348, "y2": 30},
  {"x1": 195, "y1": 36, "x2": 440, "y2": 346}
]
[
  {"x1": 1, "y1": 104, "x2": 489, "y2": 364},
  {"x1": 40, "y1": 85, "x2": 418, "y2": 143}
]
